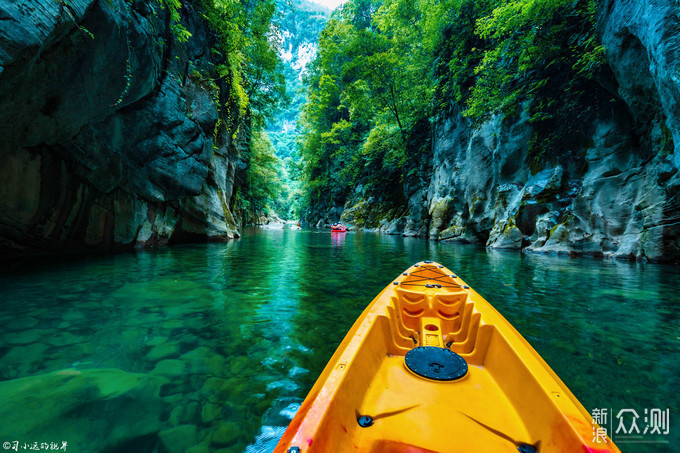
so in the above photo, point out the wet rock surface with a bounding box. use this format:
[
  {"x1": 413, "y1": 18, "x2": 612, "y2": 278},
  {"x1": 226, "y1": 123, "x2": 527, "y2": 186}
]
[
  {"x1": 0, "y1": 0, "x2": 242, "y2": 254},
  {"x1": 422, "y1": 104, "x2": 679, "y2": 261}
]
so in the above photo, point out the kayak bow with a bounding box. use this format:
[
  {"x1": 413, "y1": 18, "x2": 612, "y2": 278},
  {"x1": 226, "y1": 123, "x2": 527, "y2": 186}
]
[{"x1": 275, "y1": 261, "x2": 620, "y2": 453}]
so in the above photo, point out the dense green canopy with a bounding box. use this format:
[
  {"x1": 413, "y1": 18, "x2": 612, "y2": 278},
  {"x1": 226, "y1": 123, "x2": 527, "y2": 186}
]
[
  {"x1": 296, "y1": 0, "x2": 605, "y2": 220},
  {"x1": 172, "y1": 0, "x2": 607, "y2": 222}
]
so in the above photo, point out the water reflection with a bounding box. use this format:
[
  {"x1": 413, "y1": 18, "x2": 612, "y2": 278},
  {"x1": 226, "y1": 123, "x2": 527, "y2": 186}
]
[
  {"x1": 330, "y1": 231, "x2": 346, "y2": 247},
  {"x1": 0, "y1": 228, "x2": 677, "y2": 452}
]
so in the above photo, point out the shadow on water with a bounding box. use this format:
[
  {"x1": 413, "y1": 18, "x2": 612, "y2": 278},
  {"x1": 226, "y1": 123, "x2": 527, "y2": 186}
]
[{"x1": 0, "y1": 227, "x2": 678, "y2": 452}]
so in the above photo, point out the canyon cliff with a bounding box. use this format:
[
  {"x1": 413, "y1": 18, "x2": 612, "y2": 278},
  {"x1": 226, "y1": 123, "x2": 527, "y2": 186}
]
[
  {"x1": 0, "y1": 0, "x2": 243, "y2": 254},
  {"x1": 329, "y1": 0, "x2": 680, "y2": 262}
]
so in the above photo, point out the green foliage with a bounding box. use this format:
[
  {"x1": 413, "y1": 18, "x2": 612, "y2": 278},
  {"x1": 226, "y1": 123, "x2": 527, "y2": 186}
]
[
  {"x1": 660, "y1": 122, "x2": 675, "y2": 159},
  {"x1": 150, "y1": 1, "x2": 286, "y2": 129},
  {"x1": 195, "y1": 0, "x2": 287, "y2": 128},
  {"x1": 258, "y1": 1, "x2": 333, "y2": 219},
  {"x1": 60, "y1": 0, "x2": 96, "y2": 39},
  {"x1": 463, "y1": 0, "x2": 606, "y2": 169},
  {"x1": 238, "y1": 130, "x2": 303, "y2": 219},
  {"x1": 158, "y1": 0, "x2": 192, "y2": 42},
  {"x1": 431, "y1": 0, "x2": 491, "y2": 113},
  {"x1": 298, "y1": 0, "x2": 608, "y2": 219},
  {"x1": 163, "y1": 1, "x2": 288, "y2": 218},
  {"x1": 298, "y1": 0, "x2": 440, "y2": 216},
  {"x1": 240, "y1": 131, "x2": 286, "y2": 217},
  {"x1": 267, "y1": 0, "x2": 330, "y2": 136},
  {"x1": 359, "y1": 123, "x2": 406, "y2": 194}
]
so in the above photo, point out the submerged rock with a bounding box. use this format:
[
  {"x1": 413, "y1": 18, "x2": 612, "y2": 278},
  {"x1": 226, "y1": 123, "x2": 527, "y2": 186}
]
[
  {"x1": 211, "y1": 421, "x2": 240, "y2": 446},
  {"x1": 151, "y1": 359, "x2": 186, "y2": 377},
  {"x1": 201, "y1": 402, "x2": 222, "y2": 424},
  {"x1": 47, "y1": 331, "x2": 83, "y2": 347},
  {"x1": 0, "y1": 344, "x2": 50, "y2": 378},
  {"x1": 146, "y1": 342, "x2": 180, "y2": 362},
  {"x1": 8, "y1": 317, "x2": 40, "y2": 331},
  {"x1": 159, "y1": 424, "x2": 198, "y2": 453},
  {"x1": 0, "y1": 368, "x2": 167, "y2": 452},
  {"x1": 180, "y1": 347, "x2": 227, "y2": 376},
  {"x1": 3, "y1": 328, "x2": 53, "y2": 345}
]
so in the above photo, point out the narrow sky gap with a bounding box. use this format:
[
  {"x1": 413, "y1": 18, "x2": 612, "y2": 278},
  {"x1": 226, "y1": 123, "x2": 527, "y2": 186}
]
[{"x1": 312, "y1": 0, "x2": 348, "y2": 9}]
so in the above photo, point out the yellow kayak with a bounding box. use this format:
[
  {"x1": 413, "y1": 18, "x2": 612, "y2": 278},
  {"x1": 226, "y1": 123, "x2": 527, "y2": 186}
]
[{"x1": 275, "y1": 261, "x2": 620, "y2": 453}]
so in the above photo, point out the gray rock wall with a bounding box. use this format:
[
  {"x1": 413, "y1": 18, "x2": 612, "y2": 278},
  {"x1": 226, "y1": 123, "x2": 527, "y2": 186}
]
[
  {"x1": 0, "y1": 0, "x2": 242, "y2": 254},
  {"x1": 422, "y1": 108, "x2": 678, "y2": 261}
]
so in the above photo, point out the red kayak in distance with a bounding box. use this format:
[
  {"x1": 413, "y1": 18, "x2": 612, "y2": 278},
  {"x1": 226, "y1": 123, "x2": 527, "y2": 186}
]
[{"x1": 331, "y1": 224, "x2": 347, "y2": 232}]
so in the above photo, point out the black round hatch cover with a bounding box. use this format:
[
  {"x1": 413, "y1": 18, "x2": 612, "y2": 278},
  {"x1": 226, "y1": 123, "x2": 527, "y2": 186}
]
[{"x1": 405, "y1": 346, "x2": 468, "y2": 381}]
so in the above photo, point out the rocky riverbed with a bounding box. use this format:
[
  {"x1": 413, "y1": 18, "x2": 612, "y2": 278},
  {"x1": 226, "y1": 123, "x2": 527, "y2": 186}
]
[{"x1": 0, "y1": 247, "x2": 309, "y2": 453}]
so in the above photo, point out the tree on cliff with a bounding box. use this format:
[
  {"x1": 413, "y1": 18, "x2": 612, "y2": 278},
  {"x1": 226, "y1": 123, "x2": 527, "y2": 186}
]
[
  {"x1": 182, "y1": 0, "x2": 288, "y2": 219},
  {"x1": 297, "y1": 0, "x2": 606, "y2": 222}
]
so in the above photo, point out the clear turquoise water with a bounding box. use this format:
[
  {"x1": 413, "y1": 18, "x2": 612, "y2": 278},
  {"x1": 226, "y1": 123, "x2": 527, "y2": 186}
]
[{"x1": 0, "y1": 227, "x2": 678, "y2": 452}]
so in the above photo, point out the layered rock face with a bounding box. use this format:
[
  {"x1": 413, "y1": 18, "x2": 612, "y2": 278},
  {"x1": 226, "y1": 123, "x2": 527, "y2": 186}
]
[
  {"x1": 422, "y1": 108, "x2": 678, "y2": 261},
  {"x1": 0, "y1": 0, "x2": 242, "y2": 254},
  {"x1": 337, "y1": 0, "x2": 680, "y2": 261}
]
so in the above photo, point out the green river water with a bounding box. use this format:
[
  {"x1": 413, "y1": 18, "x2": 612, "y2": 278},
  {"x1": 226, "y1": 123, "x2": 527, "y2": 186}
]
[{"x1": 0, "y1": 227, "x2": 678, "y2": 452}]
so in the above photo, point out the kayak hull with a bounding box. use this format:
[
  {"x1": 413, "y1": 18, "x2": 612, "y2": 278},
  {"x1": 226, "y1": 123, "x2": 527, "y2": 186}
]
[{"x1": 275, "y1": 262, "x2": 620, "y2": 453}]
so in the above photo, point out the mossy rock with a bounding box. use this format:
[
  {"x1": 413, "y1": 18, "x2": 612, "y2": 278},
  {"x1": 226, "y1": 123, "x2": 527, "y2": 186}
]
[
  {"x1": 0, "y1": 368, "x2": 167, "y2": 452},
  {"x1": 146, "y1": 342, "x2": 180, "y2": 362},
  {"x1": 211, "y1": 422, "x2": 240, "y2": 446},
  {"x1": 159, "y1": 425, "x2": 198, "y2": 453},
  {"x1": 151, "y1": 359, "x2": 186, "y2": 377}
]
